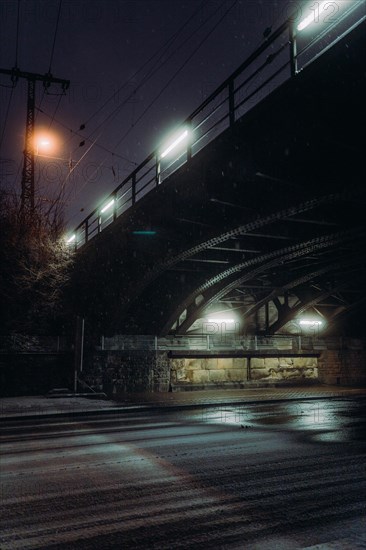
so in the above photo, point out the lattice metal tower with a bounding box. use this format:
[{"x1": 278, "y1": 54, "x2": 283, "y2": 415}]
[{"x1": 0, "y1": 67, "x2": 69, "y2": 213}]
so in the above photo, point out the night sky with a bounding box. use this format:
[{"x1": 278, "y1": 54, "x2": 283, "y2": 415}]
[{"x1": 0, "y1": 0, "x2": 299, "y2": 229}]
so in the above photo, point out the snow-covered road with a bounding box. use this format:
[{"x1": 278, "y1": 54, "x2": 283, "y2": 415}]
[{"x1": 1, "y1": 399, "x2": 366, "y2": 549}]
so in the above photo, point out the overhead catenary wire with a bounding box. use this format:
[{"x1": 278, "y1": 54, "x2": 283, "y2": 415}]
[
  {"x1": 49, "y1": 1, "x2": 239, "y2": 218},
  {"x1": 74, "y1": 0, "x2": 239, "y2": 198},
  {"x1": 8, "y1": 1, "x2": 234, "y2": 199},
  {"x1": 65, "y1": 0, "x2": 238, "y2": 206},
  {"x1": 15, "y1": 0, "x2": 20, "y2": 68},
  {"x1": 6, "y1": 0, "x2": 171, "y2": 192},
  {"x1": 34, "y1": 0, "x2": 63, "y2": 126},
  {"x1": 4, "y1": 1, "x2": 290, "y2": 214},
  {"x1": 64, "y1": 1, "x2": 298, "y2": 229},
  {"x1": 114, "y1": 0, "x2": 239, "y2": 151},
  {"x1": 80, "y1": 0, "x2": 206, "y2": 131},
  {"x1": 48, "y1": 0, "x2": 62, "y2": 73},
  {"x1": 57, "y1": 2, "x2": 226, "y2": 220},
  {"x1": 35, "y1": 105, "x2": 137, "y2": 165},
  {"x1": 40, "y1": 3, "x2": 207, "y2": 168},
  {"x1": 70, "y1": 0, "x2": 211, "y2": 156},
  {"x1": 47, "y1": 94, "x2": 63, "y2": 129},
  {"x1": 0, "y1": 86, "x2": 15, "y2": 156},
  {"x1": 0, "y1": 0, "x2": 20, "y2": 155},
  {"x1": 46, "y1": 133, "x2": 103, "y2": 218}
]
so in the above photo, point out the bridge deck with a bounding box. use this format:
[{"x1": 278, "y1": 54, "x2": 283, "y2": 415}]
[{"x1": 70, "y1": 14, "x2": 366, "y2": 337}]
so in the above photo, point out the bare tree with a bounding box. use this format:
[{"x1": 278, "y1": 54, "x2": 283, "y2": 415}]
[{"x1": 0, "y1": 188, "x2": 74, "y2": 335}]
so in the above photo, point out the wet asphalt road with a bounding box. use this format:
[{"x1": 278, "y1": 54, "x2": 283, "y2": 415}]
[{"x1": 1, "y1": 398, "x2": 366, "y2": 549}]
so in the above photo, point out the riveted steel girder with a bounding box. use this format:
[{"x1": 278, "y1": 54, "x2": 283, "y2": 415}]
[{"x1": 168, "y1": 228, "x2": 364, "y2": 334}]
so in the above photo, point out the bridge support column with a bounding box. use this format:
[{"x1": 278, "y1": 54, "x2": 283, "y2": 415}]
[{"x1": 318, "y1": 345, "x2": 366, "y2": 386}]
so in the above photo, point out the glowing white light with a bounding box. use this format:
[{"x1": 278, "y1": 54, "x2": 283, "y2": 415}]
[
  {"x1": 66, "y1": 234, "x2": 76, "y2": 243},
  {"x1": 297, "y1": 1, "x2": 335, "y2": 31},
  {"x1": 39, "y1": 139, "x2": 50, "y2": 147},
  {"x1": 160, "y1": 130, "x2": 188, "y2": 159},
  {"x1": 34, "y1": 133, "x2": 56, "y2": 155},
  {"x1": 207, "y1": 318, "x2": 235, "y2": 323},
  {"x1": 299, "y1": 319, "x2": 323, "y2": 326},
  {"x1": 101, "y1": 199, "x2": 115, "y2": 213}
]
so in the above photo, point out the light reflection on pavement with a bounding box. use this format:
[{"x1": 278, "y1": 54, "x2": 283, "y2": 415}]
[{"x1": 195, "y1": 399, "x2": 366, "y2": 443}]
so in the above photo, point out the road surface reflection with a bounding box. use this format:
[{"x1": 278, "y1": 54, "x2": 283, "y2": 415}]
[{"x1": 196, "y1": 399, "x2": 366, "y2": 443}]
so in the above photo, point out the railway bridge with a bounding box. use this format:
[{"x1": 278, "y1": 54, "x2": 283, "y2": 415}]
[{"x1": 69, "y1": 4, "x2": 366, "y2": 348}]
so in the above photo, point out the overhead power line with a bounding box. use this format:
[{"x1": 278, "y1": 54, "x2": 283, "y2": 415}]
[
  {"x1": 68, "y1": 0, "x2": 235, "y2": 183},
  {"x1": 15, "y1": 0, "x2": 20, "y2": 67},
  {"x1": 81, "y1": 0, "x2": 206, "y2": 131},
  {"x1": 63, "y1": 0, "x2": 210, "y2": 162},
  {"x1": 0, "y1": 0, "x2": 20, "y2": 155},
  {"x1": 114, "y1": 0, "x2": 238, "y2": 152},
  {"x1": 35, "y1": 105, "x2": 137, "y2": 165},
  {"x1": 48, "y1": 0, "x2": 63, "y2": 73},
  {"x1": 78, "y1": 1, "x2": 220, "y2": 149},
  {"x1": 74, "y1": 0, "x2": 238, "y2": 194},
  {"x1": 34, "y1": 0, "x2": 64, "y2": 128},
  {"x1": 0, "y1": 87, "x2": 15, "y2": 156},
  {"x1": 52, "y1": 1, "x2": 213, "y2": 207}
]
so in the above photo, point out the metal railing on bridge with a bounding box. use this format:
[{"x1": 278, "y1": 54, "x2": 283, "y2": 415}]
[
  {"x1": 98, "y1": 334, "x2": 365, "y2": 353},
  {"x1": 69, "y1": 1, "x2": 365, "y2": 249},
  {"x1": 2, "y1": 333, "x2": 364, "y2": 354}
]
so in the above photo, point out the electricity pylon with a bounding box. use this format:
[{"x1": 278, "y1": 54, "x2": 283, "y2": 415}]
[{"x1": 0, "y1": 67, "x2": 70, "y2": 214}]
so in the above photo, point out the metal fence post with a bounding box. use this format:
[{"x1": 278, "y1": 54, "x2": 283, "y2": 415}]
[
  {"x1": 85, "y1": 219, "x2": 89, "y2": 244},
  {"x1": 113, "y1": 193, "x2": 117, "y2": 221},
  {"x1": 289, "y1": 20, "x2": 298, "y2": 77},
  {"x1": 131, "y1": 173, "x2": 136, "y2": 205},
  {"x1": 187, "y1": 118, "x2": 192, "y2": 160},
  {"x1": 74, "y1": 317, "x2": 85, "y2": 393},
  {"x1": 156, "y1": 155, "x2": 160, "y2": 186}
]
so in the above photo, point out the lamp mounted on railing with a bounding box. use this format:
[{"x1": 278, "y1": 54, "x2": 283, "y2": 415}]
[
  {"x1": 100, "y1": 198, "x2": 115, "y2": 214},
  {"x1": 159, "y1": 129, "x2": 190, "y2": 159},
  {"x1": 68, "y1": 0, "x2": 364, "y2": 250}
]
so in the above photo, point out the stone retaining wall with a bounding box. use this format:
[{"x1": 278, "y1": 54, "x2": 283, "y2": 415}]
[
  {"x1": 318, "y1": 348, "x2": 366, "y2": 386},
  {"x1": 2, "y1": 341, "x2": 364, "y2": 397},
  {"x1": 80, "y1": 342, "x2": 365, "y2": 394},
  {"x1": 83, "y1": 351, "x2": 170, "y2": 395},
  {"x1": 171, "y1": 356, "x2": 318, "y2": 386},
  {"x1": 171, "y1": 357, "x2": 248, "y2": 385},
  {"x1": 250, "y1": 357, "x2": 318, "y2": 382}
]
